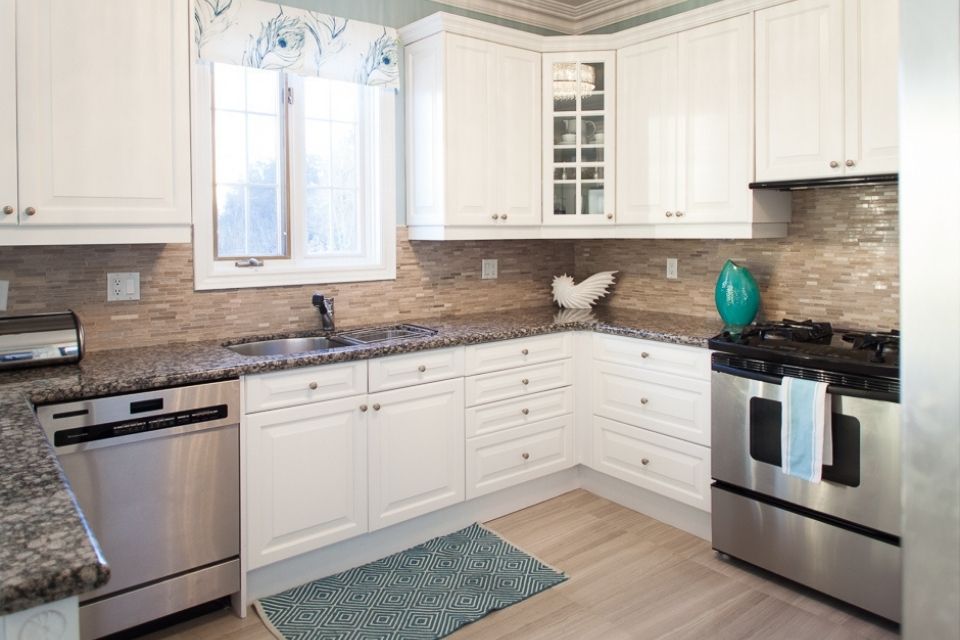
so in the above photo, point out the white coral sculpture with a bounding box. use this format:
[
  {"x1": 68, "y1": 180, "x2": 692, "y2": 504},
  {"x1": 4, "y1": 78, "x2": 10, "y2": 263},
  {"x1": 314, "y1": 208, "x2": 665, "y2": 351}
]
[{"x1": 551, "y1": 271, "x2": 618, "y2": 309}]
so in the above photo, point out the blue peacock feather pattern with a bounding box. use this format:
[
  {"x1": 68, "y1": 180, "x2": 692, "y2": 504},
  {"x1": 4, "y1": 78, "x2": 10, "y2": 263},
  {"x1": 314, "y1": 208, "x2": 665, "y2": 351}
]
[
  {"x1": 194, "y1": 0, "x2": 237, "y2": 55},
  {"x1": 358, "y1": 29, "x2": 399, "y2": 87},
  {"x1": 303, "y1": 12, "x2": 348, "y2": 71},
  {"x1": 242, "y1": 10, "x2": 306, "y2": 70}
]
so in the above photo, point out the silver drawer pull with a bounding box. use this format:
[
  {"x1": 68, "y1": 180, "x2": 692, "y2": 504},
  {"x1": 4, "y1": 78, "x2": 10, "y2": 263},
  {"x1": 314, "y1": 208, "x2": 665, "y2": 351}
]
[
  {"x1": 24, "y1": 206, "x2": 36, "y2": 216},
  {"x1": 521, "y1": 348, "x2": 529, "y2": 355},
  {"x1": 641, "y1": 352, "x2": 650, "y2": 359},
  {"x1": 359, "y1": 404, "x2": 368, "y2": 412},
  {"x1": 521, "y1": 452, "x2": 530, "y2": 460},
  {"x1": 641, "y1": 458, "x2": 650, "y2": 466},
  {"x1": 491, "y1": 214, "x2": 500, "y2": 220},
  {"x1": 2, "y1": 205, "x2": 13, "y2": 215},
  {"x1": 418, "y1": 364, "x2": 426, "y2": 372},
  {"x1": 521, "y1": 408, "x2": 529, "y2": 415},
  {"x1": 640, "y1": 398, "x2": 649, "y2": 405},
  {"x1": 372, "y1": 403, "x2": 381, "y2": 411},
  {"x1": 308, "y1": 381, "x2": 318, "y2": 390},
  {"x1": 521, "y1": 378, "x2": 529, "y2": 386}
]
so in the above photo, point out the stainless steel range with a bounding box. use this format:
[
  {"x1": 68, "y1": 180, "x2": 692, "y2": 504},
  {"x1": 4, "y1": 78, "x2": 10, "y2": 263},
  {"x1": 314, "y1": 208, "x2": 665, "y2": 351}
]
[{"x1": 708, "y1": 320, "x2": 901, "y2": 622}]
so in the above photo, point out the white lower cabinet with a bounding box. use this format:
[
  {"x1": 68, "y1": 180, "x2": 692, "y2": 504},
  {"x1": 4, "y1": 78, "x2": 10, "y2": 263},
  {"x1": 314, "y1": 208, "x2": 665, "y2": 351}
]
[
  {"x1": 592, "y1": 416, "x2": 710, "y2": 511},
  {"x1": 247, "y1": 396, "x2": 368, "y2": 569},
  {"x1": 368, "y1": 378, "x2": 465, "y2": 530}
]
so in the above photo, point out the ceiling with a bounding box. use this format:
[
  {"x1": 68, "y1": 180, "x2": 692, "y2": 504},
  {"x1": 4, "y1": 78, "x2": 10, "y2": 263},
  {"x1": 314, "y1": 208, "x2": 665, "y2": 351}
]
[{"x1": 436, "y1": 0, "x2": 689, "y2": 34}]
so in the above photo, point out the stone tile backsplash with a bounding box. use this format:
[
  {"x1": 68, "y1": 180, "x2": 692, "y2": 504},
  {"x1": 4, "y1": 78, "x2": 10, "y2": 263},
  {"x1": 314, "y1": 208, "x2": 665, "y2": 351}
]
[
  {"x1": 0, "y1": 186, "x2": 898, "y2": 351},
  {"x1": 576, "y1": 186, "x2": 899, "y2": 330}
]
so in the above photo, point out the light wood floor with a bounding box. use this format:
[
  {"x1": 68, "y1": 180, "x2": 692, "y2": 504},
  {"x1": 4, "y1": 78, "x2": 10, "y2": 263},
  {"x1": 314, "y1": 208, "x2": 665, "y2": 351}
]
[{"x1": 137, "y1": 490, "x2": 899, "y2": 639}]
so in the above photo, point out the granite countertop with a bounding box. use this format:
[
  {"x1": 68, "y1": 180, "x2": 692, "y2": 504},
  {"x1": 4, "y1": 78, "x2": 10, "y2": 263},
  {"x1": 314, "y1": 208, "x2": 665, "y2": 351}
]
[{"x1": 0, "y1": 306, "x2": 720, "y2": 615}]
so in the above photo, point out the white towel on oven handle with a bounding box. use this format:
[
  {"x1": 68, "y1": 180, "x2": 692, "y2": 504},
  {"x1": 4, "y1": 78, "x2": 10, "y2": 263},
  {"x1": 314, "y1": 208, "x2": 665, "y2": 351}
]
[{"x1": 781, "y1": 377, "x2": 834, "y2": 482}]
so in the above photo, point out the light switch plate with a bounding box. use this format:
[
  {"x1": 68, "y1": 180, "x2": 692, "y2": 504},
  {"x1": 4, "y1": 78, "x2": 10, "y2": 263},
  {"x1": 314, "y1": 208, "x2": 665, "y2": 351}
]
[
  {"x1": 666, "y1": 258, "x2": 678, "y2": 280},
  {"x1": 107, "y1": 272, "x2": 140, "y2": 302},
  {"x1": 0, "y1": 280, "x2": 8, "y2": 311},
  {"x1": 481, "y1": 259, "x2": 498, "y2": 280}
]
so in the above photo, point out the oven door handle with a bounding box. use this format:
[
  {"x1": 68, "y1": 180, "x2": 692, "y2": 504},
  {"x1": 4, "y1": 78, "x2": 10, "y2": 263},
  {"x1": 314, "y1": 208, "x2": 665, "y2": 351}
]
[{"x1": 712, "y1": 364, "x2": 900, "y2": 403}]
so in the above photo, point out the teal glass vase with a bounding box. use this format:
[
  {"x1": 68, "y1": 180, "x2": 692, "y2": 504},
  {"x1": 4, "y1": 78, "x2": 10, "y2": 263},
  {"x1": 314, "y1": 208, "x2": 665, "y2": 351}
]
[{"x1": 714, "y1": 260, "x2": 760, "y2": 334}]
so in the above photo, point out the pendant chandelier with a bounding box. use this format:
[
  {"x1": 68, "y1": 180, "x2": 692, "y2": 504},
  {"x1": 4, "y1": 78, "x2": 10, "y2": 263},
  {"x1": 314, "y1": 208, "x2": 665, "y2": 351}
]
[{"x1": 553, "y1": 62, "x2": 595, "y2": 102}]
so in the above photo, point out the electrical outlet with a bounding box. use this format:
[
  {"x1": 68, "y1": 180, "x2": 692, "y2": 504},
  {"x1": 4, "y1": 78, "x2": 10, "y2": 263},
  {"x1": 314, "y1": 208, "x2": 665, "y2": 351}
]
[
  {"x1": 481, "y1": 259, "x2": 498, "y2": 280},
  {"x1": 107, "y1": 272, "x2": 141, "y2": 302},
  {"x1": 0, "y1": 280, "x2": 8, "y2": 311},
  {"x1": 666, "y1": 258, "x2": 678, "y2": 280}
]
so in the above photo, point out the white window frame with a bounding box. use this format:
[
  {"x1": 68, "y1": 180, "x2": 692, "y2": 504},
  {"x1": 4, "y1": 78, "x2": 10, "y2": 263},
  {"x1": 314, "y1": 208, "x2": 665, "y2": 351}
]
[{"x1": 190, "y1": 61, "x2": 396, "y2": 291}]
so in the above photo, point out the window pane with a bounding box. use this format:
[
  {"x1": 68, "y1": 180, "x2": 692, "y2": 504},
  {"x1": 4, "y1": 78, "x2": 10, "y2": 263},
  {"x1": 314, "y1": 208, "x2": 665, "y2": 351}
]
[
  {"x1": 215, "y1": 111, "x2": 246, "y2": 184},
  {"x1": 331, "y1": 123, "x2": 357, "y2": 188},
  {"x1": 303, "y1": 78, "x2": 330, "y2": 120},
  {"x1": 216, "y1": 185, "x2": 245, "y2": 257},
  {"x1": 247, "y1": 114, "x2": 279, "y2": 184},
  {"x1": 304, "y1": 120, "x2": 331, "y2": 187},
  {"x1": 246, "y1": 186, "x2": 281, "y2": 255},
  {"x1": 332, "y1": 189, "x2": 359, "y2": 253},
  {"x1": 246, "y1": 67, "x2": 280, "y2": 115},
  {"x1": 213, "y1": 63, "x2": 245, "y2": 112},
  {"x1": 305, "y1": 188, "x2": 331, "y2": 254},
  {"x1": 330, "y1": 81, "x2": 359, "y2": 122}
]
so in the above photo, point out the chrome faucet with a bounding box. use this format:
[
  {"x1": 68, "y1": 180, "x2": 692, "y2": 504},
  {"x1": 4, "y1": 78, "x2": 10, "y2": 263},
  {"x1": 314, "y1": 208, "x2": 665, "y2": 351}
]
[{"x1": 312, "y1": 293, "x2": 335, "y2": 332}]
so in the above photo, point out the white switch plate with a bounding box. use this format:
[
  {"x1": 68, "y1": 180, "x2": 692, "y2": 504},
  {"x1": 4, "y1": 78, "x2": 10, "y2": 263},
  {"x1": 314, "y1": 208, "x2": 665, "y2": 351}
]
[
  {"x1": 666, "y1": 258, "x2": 678, "y2": 280},
  {"x1": 0, "y1": 280, "x2": 8, "y2": 311},
  {"x1": 481, "y1": 259, "x2": 498, "y2": 280},
  {"x1": 107, "y1": 272, "x2": 140, "y2": 301}
]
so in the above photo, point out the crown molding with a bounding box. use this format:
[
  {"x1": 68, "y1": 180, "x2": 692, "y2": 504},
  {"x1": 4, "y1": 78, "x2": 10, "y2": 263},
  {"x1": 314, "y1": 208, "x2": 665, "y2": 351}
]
[{"x1": 435, "y1": 0, "x2": 688, "y2": 35}]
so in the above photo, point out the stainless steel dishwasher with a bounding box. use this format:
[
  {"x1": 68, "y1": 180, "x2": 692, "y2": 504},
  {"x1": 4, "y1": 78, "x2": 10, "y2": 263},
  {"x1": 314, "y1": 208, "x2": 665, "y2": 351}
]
[{"x1": 36, "y1": 380, "x2": 241, "y2": 639}]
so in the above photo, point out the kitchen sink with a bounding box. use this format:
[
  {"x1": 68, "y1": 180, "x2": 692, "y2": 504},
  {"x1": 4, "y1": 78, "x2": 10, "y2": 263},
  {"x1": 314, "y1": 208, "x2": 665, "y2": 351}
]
[
  {"x1": 335, "y1": 324, "x2": 437, "y2": 345},
  {"x1": 225, "y1": 336, "x2": 353, "y2": 357}
]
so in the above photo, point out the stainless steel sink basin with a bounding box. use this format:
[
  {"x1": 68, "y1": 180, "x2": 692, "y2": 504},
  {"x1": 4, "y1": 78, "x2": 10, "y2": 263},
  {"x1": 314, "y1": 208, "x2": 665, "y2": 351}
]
[
  {"x1": 226, "y1": 336, "x2": 352, "y2": 357},
  {"x1": 335, "y1": 324, "x2": 437, "y2": 345}
]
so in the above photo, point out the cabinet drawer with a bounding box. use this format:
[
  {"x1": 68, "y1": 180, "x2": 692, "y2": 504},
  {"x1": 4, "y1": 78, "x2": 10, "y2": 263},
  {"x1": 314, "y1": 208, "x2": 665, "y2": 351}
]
[
  {"x1": 465, "y1": 359, "x2": 573, "y2": 407},
  {"x1": 466, "y1": 415, "x2": 575, "y2": 499},
  {"x1": 592, "y1": 416, "x2": 710, "y2": 512},
  {"x1": 244, "y1": 361, "x2": 367, "y2": 413},
  {"x1": 593, "y1": 334, "x2": 710, "y2": 380},
  {"x1": 368, "y1": 347, "x2": 464, "y2": 392},
  {"x1": 593, "y1": 361, "x2": 710, "y2": 446},
  {"x1": 465, "y1": 333, "x2": 573, "y2": 374},
  {"x1": 466, "y1": 386, "x2": 574, "y2": 438}
]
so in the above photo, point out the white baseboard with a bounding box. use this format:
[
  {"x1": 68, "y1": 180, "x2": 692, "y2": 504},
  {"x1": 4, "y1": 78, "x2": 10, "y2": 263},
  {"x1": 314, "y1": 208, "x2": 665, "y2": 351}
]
[
  {"x1": 578, "y1": 466, "x2": 712, "y2": 541},
  {"x1": 246, "y1": 468, "x2": 580, "y2": 605}
]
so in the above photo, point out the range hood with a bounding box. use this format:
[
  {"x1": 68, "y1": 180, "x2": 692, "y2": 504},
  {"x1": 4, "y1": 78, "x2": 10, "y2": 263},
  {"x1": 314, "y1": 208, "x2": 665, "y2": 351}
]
[{"x1": 749, "y1": 173, "x2": 898, "y2": 191}]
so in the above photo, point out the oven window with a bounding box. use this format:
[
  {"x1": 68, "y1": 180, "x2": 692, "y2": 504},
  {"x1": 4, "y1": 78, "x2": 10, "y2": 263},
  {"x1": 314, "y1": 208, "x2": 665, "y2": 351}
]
[{"x1": 748, "y1": 397, "x2": 861, "y2": 487}]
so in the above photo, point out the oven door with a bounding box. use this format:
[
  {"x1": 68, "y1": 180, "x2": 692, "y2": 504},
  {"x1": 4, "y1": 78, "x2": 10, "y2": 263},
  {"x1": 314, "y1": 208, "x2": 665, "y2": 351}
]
[{"x1": 711, "y1": 367, "x2": 900, "y2": 536}]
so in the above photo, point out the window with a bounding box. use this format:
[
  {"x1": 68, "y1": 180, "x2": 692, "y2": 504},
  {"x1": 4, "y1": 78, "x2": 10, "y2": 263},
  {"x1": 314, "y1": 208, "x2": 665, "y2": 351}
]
[{"x1": 192, "y1": 62, "x2": 396, "y2": 290}]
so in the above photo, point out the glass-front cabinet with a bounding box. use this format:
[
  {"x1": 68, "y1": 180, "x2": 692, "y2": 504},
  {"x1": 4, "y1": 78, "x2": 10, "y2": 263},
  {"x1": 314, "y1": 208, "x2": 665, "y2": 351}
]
[{"x1": 542, "y1": 51, "x2": 616, "y2": 225}]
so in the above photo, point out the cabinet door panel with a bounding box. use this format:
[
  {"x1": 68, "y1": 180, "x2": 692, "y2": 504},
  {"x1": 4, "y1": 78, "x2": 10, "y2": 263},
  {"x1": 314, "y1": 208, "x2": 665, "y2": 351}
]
[
  {"x1": 16, "y1": 0, "x2": 190, "y2": 228},
  {"x1": 844, "y1": 0, "x2": 898, "y2": 175},
  {"x1": 677, "y1": 15, "x2": 752, "y2": 223},
  {"x1": 617, "y1": 35, "x2": 678, "y2": 225},
  {"x1": 496, "y1": 45, "x2": 541, "y2": 225},
  {"x1": 405, "y1": 36, "x2": 445, "y2": 227},
  {"x1": 0, "y1": 0, "x2": 15, "y2": 229},
  {"x1": 247, "y1": 398, "x2": 368, "y2": 568},
  {"x1": 369, "y1": 379, "x2": 465, "y2": 530},
  {"x1": 755, "y1": 0, "x2": 844, "y2": 181},
  {"x1": 445, "y1": 34, "x2": 496, "y2": 225}
]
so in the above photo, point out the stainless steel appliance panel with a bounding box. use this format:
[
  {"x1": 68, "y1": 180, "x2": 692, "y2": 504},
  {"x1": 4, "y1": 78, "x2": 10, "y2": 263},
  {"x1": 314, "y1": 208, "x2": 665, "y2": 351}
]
[
  {"x1": 712, "y1": 487, "x2": 901, "y2": 622},
  {"x1": 711, "y1": 371, "x2": 901, "y2": 535},
  {"x1": 0, "y1": 311, "x2": 83, "y2": 369}
]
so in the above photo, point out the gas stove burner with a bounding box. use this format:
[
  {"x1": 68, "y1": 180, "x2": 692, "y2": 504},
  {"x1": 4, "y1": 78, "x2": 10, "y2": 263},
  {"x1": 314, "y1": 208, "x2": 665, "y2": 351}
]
[
  {"x1": 842, "y1": 329, "x2": 900, "y2": 363},
  {"x1": 747, "y1": 318, "x2": 833, "y2": 344}
]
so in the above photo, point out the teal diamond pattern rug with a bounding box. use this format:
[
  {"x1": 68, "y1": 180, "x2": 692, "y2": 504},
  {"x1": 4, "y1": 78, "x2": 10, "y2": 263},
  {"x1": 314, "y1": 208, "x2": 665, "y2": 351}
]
[{"x1": 254, "y1": 523, "x2": 567, "y2": 639}]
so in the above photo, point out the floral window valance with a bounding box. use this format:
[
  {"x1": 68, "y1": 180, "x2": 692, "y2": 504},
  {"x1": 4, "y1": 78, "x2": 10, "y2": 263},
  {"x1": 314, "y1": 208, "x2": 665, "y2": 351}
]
[{"x1": 193, "y1": 0, "x2": 399, "y2": 89}]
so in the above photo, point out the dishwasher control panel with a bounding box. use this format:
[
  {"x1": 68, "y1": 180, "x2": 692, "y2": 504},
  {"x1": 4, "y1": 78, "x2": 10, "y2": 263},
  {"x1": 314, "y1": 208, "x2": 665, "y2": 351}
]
[{"x1": 53, "y1": 405, "x2": 229, "y2": 446}]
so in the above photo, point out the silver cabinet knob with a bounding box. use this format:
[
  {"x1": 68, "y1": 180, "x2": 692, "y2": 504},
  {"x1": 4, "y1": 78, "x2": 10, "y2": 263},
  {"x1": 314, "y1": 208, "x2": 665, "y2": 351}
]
[
  {"x1": 501, "y1": 214, "x2": 508, "y2": 221},
  {"x1": 641, "y1": 458, "x2": 650, "y2": 466},
  {"x1": 829, "y1": 160, "x2": 840, "y2": 168},
  {"x1": 521, "y1": 452, "x2": 530, "y2": 460},
  {"x1": 359, "y1": 404, "x2": 368, "y2": 412},
  {"x1": 641, "y1": 352, "x2": 650, "y2": 359},
  {"x1": 521, "y1": 408, "x2": 529, "y2": 415},
  {"x1": 491, "y1": 214, "x2": 500, "y2": 220},
  {"x1": 521, "y1": 378, "x2": 529, "y2": 386},
  {"x1": 606, "y1": 213, "x2": 613, "y2": 220},
  {"x1": 308, "y1": 381, "x2": 318, "y2": 390},
  {"x1": 24, "y1": 206, "x2": 36, "y2": 216},
  {"x1": 2, "y1": 205, "x2": 13, "y2": 215},
  {"x1": 521, "y1": 348, "x2": 529, "y2": 355},
  {"x1": 846, "y1": 159, "x2": 855, "y2": 167},
  {"x1": 675, "y1": 211, "x2": 684, "y2": 218},
  {"x1": 372, "y1": 403, "x2": 381, "y2": 411},
  {"x1": 640, "y1": 398, "x2": 649, "y2": 405},
  {"x1": 417, "y1": 364, "x2": 426, "y2": 373},
  {"x1": 665, "y1": 211, "x2": 674, "y2": 217}
]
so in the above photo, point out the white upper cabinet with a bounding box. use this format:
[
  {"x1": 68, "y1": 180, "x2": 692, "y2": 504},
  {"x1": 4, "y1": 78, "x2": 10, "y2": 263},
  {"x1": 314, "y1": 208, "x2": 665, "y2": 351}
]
[
  {"x1": 755, "y1": 0, "x2": 897, "y2": 181},
  {"x1": 0, "y1": 0, "x2": 16, "y2": 232},
  {"x1": 618, "y1": 15, "x2": 789, "y2": 236},
  {"x1": 4, "y1": 0, "x2": 191, "y2": 245},
  {"x1": 542, "y1": 51, "x2": 616, "y2": 227},
  {"x1": 404, "y1": 31, "x2": 541, "y2": 239}
]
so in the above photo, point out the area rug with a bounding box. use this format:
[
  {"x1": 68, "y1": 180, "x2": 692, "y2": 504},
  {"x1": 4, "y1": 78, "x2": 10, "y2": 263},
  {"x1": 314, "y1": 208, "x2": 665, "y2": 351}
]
[{"x1": 254, "y1": 523, "x2": 567, "y2": 639}]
